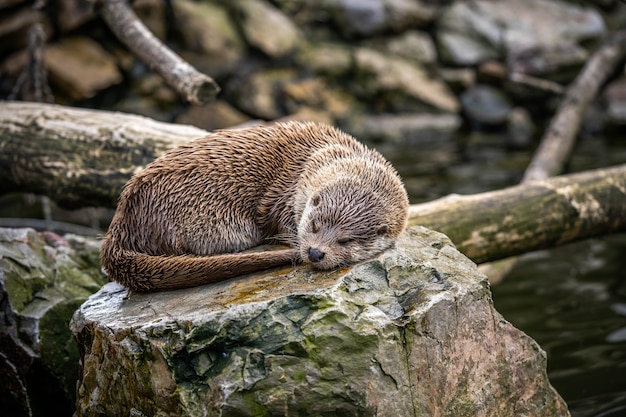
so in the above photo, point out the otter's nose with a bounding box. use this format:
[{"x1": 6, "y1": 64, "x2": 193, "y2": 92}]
[{"x1": 307, "y1": 247, "x2": 325, "y2": 263}]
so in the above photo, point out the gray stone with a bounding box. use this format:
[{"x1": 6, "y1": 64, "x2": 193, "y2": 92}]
[
  {"x1": 329, "y1": 0, "x2": 435, "y2": 38},
  {"x1": 366, "y1": 30, "x2": 437, "y2": 64},
  {"x1": 71, "y1": 226, "x2": 569, "y2": 416},
  {"x1": 226, "y1": 68, "x2": 298, "y2": 120},
  {"x1": 603, "y1": 76, "x2": 626, "y2": 125},
  {"x1": 346, "y1": 112, "x2": 461, "y2": 144},
  {"x1": 45, "y1": 37, "x2": 122, "y2": 100},
  {"x1": 460, "y1": 84, "x2": 513, "y2": 126},
  {"x1": 437, "y1": 0, "x2": 606, "y2": 66},
  {"x1": 172, "y1": 0, "x2": 246, "y2": 77}
]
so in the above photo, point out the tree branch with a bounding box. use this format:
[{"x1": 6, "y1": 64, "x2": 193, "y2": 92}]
[
  {"x1": 522, "y1": 28, "x2": 626, "y2": 182},
  {"x1": 98, "y1": 0, "x2": 220, "y2": 104}
]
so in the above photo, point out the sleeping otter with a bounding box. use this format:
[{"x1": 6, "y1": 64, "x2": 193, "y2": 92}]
[{"x1": 100, "y1": 121, "x2": 409, "y2": 292}]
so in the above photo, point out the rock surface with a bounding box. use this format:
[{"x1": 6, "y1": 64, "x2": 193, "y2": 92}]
[
  {"x1": 71, "y1": 226, "x2": 569, "y2": 416},
  {"x1": 0, "y1": 228, "x2": 105, "y2": 417}
]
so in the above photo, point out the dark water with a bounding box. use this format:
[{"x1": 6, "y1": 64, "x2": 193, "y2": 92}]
[
  {"x1": 492, "y1": 235, "x2": 626, "y2": 417},
  {"x1": 378, "y1": 130, "x2": 626, "y2": 416}
]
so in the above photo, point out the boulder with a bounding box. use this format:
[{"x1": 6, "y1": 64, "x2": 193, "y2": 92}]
[
  {"x1": 324, "y1": 0, "x2": 435, "y2": 38},
  {"x1": 460, "y1": 84, "x2": 513, "y2": 126},
  {"x1": 0, "y1": 228, "x2": 105, "y2": 417},
  {"x1": 172, "y1": 0, "x2": 247, "y2": 78},
  {"x1": 71, "y1": 226, "x2": 569, "y2": 416}
]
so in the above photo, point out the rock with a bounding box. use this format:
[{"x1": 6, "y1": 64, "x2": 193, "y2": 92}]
[
  {"x1": 507, "y1": 42, "x2": 589, "y2": 81},
  {"x1": 173, "y1": 0, "x2": 246, "y2": 78},
  {"x1": 0, "y1": 228, "x2": 105, "y2": 417},
  {"x1": 437, "y1": 0, "x2": 606, "y2": 66},
  {"x1": 226, "y1": 68, "x2": 298, "y2": 120},
  {"x1": 297, "y1": 42, "x2": 353, "y2": 78},
  {"x1": 45, "y1": 37, "x2": 122, "y2": 100},
  {"x1": 506, "y1": 107, "x2": 535, "y2": 149},
  {"x1": 175, "y1": 100, "x2": 251, "y2": 131},
  {"x1": 375, "y1": 30, "x2": 437, "y2": 64},
  {"x1": 326, "y1": 0, "x2": 435, "y2": 38},
  {"x1": 55, "y1": 0, "x2": 95, "y2": 33},
  {"x1": 345, "y1": 112, "x2": 461, "y2": 144},
  {"x1": 282, "y1": 77, "x2": 355, "y2": 119},
  {"x1": 460, "y1": 84, "x2": 513, "y2": 126},
  {"x1": 354, "y1": 47, "x2": 459, "y2": 113},
  {"x1": 232, "y1": 0, "x2": 301, "y2": 58},
  {"x1": 603, "y1": 76, "x2": 626, "y2": 126},
  {"x1": 71, "y1": 226, "x2": 569, "y2": 416}
]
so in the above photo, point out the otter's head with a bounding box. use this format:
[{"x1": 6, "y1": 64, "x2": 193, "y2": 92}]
[{"x1": 296, "y1": 177, "x2": 408, "y2": 270}]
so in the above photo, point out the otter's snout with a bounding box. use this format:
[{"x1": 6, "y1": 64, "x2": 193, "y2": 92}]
[{"x1": 307, "y1": 247, "x2": 325, "y2": 263}]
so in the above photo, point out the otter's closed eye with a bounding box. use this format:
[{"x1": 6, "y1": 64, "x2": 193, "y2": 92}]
[
  {"x1": 376, "y1": 225, "x2": 389, "y2": 236},
  {"x1": 337, "y1": 237, "x2": 353, "y2": 245}
]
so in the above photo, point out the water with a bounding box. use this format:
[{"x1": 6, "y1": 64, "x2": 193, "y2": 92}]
[{"x1": 491, "y1": 235, "x2": 626, "y2": 416}]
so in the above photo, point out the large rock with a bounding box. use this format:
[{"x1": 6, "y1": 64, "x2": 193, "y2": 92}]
[
  {"x1": 71, "y1": 226, "x2": 569, "y2": 416},
  {"x1": 0, "y1": 228, "x2": 105, "y2": 417}
]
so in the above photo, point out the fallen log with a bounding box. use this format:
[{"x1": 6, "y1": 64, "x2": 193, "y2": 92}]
[
  {"x1": 408, "y1": 164, "x2": 626, "y2": 263},
  {"x1": 0, "y1": 101, "x2": 207, "y2": 208}
]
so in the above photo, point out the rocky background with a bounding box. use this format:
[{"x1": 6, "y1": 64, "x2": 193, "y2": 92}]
[{"x1": 1, "y1": 0, "x2": 625, "y2": 149}]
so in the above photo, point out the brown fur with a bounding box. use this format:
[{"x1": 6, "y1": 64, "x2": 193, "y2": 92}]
[{"x1": 100, "y1": 122, "x2": 409, "y2": 292}]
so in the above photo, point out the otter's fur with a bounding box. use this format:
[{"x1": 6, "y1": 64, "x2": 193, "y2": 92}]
[{"x1": 100, "y1": 122, "x2": 409, "y2": 292}]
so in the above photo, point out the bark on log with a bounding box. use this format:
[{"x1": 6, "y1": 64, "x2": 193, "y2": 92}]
[
  {"x1": 98, "y1": 0, "x2": 220, "y2": 104},
  {"x1": 408, "y1": 164, "x2": 626, "y2": 263},
  {"x1": 0, "y1": 101, "x2": 208, "y2": 208}
]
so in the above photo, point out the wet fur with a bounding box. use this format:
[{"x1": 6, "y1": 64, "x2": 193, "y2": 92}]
[{"x1": 100, "y1": 122, "x2": 408, "y2": 292}]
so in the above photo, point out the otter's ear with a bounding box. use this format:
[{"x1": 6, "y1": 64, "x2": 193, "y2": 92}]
[
  {"x1": 376, "y1": 224, "x2": 389, "y2": 236},
  {"x1": 312, "y1": 194, "x2": 321, "y2": 206}
]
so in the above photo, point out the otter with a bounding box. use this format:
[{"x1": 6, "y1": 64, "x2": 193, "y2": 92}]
[{"x1": 100, "y1": 122, "x2": 409, "y2": 292}]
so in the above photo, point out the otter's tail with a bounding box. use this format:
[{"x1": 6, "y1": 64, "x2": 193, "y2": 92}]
[{"x1": 100, "y1": 244, "x2": 299, "y2": 292}]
